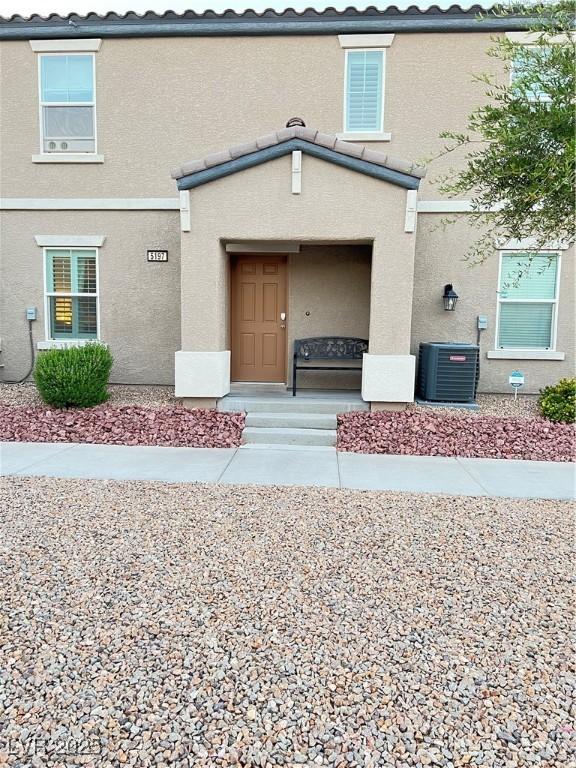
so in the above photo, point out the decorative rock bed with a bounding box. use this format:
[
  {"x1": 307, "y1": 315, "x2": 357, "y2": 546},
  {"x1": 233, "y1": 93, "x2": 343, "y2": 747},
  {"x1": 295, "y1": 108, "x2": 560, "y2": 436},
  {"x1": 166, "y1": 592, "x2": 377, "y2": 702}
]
[
  {"x1": 0, "y1": 405, "x2": 245, "y2": 449},
  {"x1": 338, "y1": 410, "x2": 574, "y2": 462},
  {"x1": 1, "y1": 477, "x2": 573, "y2": 766}
]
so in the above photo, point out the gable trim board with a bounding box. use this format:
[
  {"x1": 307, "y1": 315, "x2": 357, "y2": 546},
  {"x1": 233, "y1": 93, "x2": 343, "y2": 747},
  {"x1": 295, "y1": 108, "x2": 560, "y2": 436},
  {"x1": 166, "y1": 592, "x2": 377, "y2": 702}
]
[{"x1": 175, "y1": 139, "x2": 423, "y2": 191}]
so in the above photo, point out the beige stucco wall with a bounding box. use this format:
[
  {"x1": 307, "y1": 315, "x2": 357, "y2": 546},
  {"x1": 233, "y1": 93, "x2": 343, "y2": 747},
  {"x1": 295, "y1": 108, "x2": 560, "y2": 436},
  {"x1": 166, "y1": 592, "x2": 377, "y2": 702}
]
[
  {"x1": 412, "y1": 216, "x2": 575, "y2": 394},
  {"x1": 288, "y1": 244, "x2": 371, "y2": 389},
  {"x1": 0, "y1": 32, "x2": 502, "y2": 200},
  {"x1": 180, "y1": 154, "x2": 415, "y2": 367},
  {"x1": 0, "y1": 210, "x2": 181, "y2": 384}
]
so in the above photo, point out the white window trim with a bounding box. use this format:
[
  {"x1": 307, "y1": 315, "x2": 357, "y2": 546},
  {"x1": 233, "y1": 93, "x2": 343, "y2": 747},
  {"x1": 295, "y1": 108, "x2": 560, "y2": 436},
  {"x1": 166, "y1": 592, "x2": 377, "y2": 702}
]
[
  {"x1": 32, "y1": 154, "x2": 104, "y2": 164},
  {"x1": 35, "y1": 235, "x2": 105, "y2": 247},
  {"x1": 37, "y1": 339, "x2": 98, "y2": 350},
  {"x1": 486, "y1": 349, "x2": 565, "y2": 361},
  {"x1": 338, "y1": 34, "x2": 395, "y2": 49},
  {"x1": 336, "y1": 131, "x2": 392, "y2": 142},
  {"x1": 341, "y1": 48, "x2": 389, "y2": 141},
  {"x1": 30, "y1": 39, "x2": 102, "y2": 52},
  {"x1": 494, "y1": 250, "x2": 562, "y2": 356},
  {"x1": 36, "y1": 51, "x2": 100, "y2": 160},
  {"x1": 505, "y1": 31, "x2": 573, "y2": 45},
  {"x1": 42, "y1": 246, "x2": 101, "y2": 344}
]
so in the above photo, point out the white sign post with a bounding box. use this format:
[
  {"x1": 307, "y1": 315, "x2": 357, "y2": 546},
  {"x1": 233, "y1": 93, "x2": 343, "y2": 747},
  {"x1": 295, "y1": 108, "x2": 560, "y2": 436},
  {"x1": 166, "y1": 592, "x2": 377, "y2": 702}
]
[{"x1": 509, "y1": 370, "x2": 525, "y2": 401}]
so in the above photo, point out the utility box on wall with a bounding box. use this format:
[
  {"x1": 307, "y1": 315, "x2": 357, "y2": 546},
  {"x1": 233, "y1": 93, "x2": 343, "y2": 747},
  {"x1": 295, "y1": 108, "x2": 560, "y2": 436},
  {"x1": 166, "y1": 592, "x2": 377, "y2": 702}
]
[{"x1": 417, "y1": 342, "x2": 479, "y2": 402}]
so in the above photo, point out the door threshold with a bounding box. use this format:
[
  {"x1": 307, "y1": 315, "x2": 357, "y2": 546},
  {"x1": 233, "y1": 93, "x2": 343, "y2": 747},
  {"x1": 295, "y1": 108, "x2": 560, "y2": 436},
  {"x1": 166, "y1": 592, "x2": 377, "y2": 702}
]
[{"x1": 230, "y1": 382, "x2": 288, "y2": 395}]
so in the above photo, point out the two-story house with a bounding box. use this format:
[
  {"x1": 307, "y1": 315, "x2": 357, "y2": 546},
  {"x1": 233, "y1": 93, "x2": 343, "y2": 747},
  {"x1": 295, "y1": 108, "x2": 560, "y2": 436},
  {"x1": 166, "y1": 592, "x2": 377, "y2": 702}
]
[{"x1": 0, "y1": 5, "x2": 573, "y2": 409}]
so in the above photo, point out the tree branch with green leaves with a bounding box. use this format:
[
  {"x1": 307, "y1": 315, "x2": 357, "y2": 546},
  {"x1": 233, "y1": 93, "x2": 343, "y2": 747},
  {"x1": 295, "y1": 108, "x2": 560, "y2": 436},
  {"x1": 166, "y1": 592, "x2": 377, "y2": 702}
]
[{"x1": 436, "y1": 2, "x2": 575, "y2": 264}]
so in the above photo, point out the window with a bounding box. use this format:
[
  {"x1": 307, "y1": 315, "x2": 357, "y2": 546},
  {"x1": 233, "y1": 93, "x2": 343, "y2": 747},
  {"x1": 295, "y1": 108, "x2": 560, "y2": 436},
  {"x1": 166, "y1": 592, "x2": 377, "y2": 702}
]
[
  {"x1": 344, "y1": 49, "x2": 385, "y2": 133},
  {"x1": 45, "y1": 249, "x2": 99, "y2": 339},
  {"x1": 39, "y1": 54, "x2": 96, "y2": 153},
  {"x1": 496, "y1": 252, "x2": 560, "y2": 350},
  {"x1": 511, "y1": 46, "x2": 552, "y2": 102}
]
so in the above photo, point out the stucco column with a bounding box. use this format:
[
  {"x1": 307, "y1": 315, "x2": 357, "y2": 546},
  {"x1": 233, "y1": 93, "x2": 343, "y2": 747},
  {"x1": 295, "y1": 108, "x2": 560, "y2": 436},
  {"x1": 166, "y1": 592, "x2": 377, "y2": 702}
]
[
  {"x1": 176, "y1": 227, "x2": 231, "y2": 405},
  {"x1": 362, "y1": 231, "x2": 417, "y2": 407}
]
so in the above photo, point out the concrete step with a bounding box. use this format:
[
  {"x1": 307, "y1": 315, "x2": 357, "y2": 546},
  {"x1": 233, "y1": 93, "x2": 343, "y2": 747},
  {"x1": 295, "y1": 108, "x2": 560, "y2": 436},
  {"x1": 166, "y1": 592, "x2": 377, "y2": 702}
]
[
  {"x1": 239, "y1": 443, "x2": 336, "y2": 452},
  {"x1": 242, "y1": 426, "x2": 337, "y2": 447},
  {"x1": 245, "y1": 412, "x2": 337, "y2": 429},
  {"x1": 219, "y1": 396, "x2": 368, "y2": 415}
]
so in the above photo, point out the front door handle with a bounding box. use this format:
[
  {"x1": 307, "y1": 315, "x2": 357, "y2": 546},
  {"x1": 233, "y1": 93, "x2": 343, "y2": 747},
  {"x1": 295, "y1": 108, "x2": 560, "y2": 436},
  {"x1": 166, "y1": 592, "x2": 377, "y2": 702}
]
[{"x1": 280, "y1": 312, "x2": 286, "y2": 321}]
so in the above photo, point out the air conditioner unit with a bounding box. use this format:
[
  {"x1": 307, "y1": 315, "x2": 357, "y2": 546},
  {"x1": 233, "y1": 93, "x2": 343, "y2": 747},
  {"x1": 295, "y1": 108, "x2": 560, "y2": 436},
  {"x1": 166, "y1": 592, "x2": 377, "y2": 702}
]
[{"x1": 417, "y1": 342, "x2": 479, "y2": 402}]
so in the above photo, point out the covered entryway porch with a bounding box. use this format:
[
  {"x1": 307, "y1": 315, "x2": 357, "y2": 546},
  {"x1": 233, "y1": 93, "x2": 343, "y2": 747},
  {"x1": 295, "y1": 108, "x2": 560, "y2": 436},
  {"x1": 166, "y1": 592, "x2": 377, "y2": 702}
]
[
  {"x1": 227, "y1": 241, "x2": 372, "y2": 392},
  {"x1": 171, "y1": 123, "x2": 425, "y2": 410}
]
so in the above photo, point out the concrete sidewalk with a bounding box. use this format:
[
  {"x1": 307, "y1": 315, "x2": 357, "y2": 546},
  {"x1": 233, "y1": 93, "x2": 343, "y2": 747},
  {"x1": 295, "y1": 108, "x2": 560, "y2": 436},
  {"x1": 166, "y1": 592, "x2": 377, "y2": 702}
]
[{"x1": 2, "y1": 441, "x2": 574, "y2": 499}]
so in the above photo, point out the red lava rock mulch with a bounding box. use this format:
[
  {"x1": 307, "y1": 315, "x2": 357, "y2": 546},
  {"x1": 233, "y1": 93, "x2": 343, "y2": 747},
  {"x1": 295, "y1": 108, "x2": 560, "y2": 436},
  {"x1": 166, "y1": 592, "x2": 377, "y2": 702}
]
[
  {"x1": 0, "y1": 405, "x2": 245, "y2": 448},
  {"x1": 338, "y1": 410, "x2": 575, "y2": 462}
]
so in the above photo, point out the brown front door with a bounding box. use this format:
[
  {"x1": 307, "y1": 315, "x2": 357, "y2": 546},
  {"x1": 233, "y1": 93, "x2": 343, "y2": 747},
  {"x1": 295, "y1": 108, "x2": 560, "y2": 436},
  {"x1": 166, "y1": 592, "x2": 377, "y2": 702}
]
[{"x1": 230, "y1": 254, "x2": 287, "y2": 382}]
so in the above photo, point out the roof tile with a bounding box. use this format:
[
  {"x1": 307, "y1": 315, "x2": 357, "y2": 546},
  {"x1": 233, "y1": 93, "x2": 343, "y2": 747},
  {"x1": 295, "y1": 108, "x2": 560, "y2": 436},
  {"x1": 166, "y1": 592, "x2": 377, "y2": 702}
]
[
  {"x1": 362, "y1": 148, "x2": 388, "y2": 167},
  {"x1": 204, "y1": 149, "x2": 233, "y2": 168},
  {"x1": 276, "y1": 126, "x2": 297, "y2": 141},
  {"x1": 314, "y1": 132, "x2": 337, "y2": 150},
  {"x1": 229, "y1": 140, "x2": 259, "y2": 159},
  {"x1": 256, "y1": 133, "x2": 280, "y2": 150},
  {"x1": 334, "y1": 139, "x2": 364, "y2": 159},
  {"x1": 176, "y1": 158, "x2": 206, "y2": 177},
  {"x1": 173, "y1": 125, "x2": 426, "y2": 181},
  {"x1": 295, "y1": 126, "x2": 319, "y2": 142}
]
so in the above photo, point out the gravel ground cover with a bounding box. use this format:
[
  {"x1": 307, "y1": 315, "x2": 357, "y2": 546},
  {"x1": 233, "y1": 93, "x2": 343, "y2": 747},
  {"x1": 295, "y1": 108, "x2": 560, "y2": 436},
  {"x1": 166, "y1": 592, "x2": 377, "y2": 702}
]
[
  {"x1": 412, "y1": 394, "x2": 539, "y2": 420},
  {"x1": 0, "y1": 383, "x2": 539, "y2": 418},
  {"x1": 338, "y1": 411, "x2": 574, "y2": 462},
  {"x1": 0, "y1": 477, "x2": 573, "y2": 767},
  {"x1": 0, "y1": 405, "x2": 244, "y2": 448},
  {"x1": 0, "y1": 383, "x2": 177, "y2": 408}
]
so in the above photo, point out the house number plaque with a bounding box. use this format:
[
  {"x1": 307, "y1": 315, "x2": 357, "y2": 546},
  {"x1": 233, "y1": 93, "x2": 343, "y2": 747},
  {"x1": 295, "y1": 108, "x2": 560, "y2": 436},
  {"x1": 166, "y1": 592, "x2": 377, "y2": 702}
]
[{"x1": 147, "y1": 249, "x2": 168, "y2": 262}]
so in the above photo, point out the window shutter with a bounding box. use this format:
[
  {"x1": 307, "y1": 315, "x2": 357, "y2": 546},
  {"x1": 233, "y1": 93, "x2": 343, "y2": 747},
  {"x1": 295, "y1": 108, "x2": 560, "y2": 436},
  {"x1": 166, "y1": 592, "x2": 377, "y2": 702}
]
[{"x1": 346, "y1": 50, "x2": 383, "y2": 132}]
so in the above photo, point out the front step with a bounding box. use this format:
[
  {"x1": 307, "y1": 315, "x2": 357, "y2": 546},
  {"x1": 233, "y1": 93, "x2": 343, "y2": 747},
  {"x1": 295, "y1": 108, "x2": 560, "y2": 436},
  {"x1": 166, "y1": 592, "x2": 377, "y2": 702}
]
[
  {"x1": 219, "y1": 396, "x2": 368, "y2": 415},
  {"x1": 245, "y1": 412, "x2": 337, "y2": 429},
  {"x1": 242, "y1": 426, "x2": 337, "y2": 447}
]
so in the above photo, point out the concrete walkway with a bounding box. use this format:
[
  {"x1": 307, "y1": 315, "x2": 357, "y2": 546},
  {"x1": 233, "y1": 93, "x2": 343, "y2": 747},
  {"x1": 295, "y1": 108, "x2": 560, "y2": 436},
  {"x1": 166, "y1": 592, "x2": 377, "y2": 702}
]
[{"x1": 2, "y1": 441, "x2": 574, "y2": 499}]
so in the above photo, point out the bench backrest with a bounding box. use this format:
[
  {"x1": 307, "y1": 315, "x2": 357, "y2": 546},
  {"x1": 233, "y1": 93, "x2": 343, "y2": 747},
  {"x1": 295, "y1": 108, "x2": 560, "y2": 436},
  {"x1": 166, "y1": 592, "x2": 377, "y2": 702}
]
[{"x1": 294, "y1": 337, "x2": 368, "y2": 361}]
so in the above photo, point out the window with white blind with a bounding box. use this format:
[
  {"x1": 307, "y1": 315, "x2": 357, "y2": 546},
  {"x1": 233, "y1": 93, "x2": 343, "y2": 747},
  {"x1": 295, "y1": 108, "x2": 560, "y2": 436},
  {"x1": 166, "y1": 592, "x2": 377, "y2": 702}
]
[
  {"x1": 45, "y1": 248, "x2": 99, "y2": 340},
  {"x1": 496, "y1": 252, "x2": 560, "y2": 350},
  {"x1": 39, "y1": 54, "x2": 96, "y2": 153},
  {"x1": 344, "y1": 49, "x2": 385, "y2": 133}
]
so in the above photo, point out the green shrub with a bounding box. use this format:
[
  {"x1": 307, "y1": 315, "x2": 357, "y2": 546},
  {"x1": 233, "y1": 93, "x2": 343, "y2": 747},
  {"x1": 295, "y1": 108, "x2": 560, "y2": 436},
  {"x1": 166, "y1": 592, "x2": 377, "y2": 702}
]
[
  {"x1": 34, "y1": 343, "x2": 113, "y2": 408},
  {"x1": 538, "y1": 377, "x2": 576, "y2": 423}
]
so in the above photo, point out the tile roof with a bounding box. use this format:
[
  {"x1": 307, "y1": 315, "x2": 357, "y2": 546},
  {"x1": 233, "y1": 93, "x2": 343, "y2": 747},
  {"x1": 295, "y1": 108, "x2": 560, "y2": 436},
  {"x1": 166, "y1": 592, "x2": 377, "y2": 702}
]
[
  {"x1": 171, "y1": 126, "x2": 426, "y2": 183},
  {"x1": 0, "y1": 5, "x2": 532, "y2": 38}
]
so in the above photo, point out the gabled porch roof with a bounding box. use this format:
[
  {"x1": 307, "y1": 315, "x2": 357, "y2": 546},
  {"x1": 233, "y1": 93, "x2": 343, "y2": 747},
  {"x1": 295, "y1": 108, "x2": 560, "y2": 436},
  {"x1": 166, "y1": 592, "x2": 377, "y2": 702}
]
[{"x1": 171, "y1": 125, "x2": 426, "y2": 191}]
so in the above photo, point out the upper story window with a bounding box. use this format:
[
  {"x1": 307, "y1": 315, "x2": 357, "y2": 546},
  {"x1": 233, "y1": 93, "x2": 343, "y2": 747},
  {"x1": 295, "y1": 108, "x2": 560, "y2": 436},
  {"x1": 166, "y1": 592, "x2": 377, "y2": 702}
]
[
  {"x1": 338, "y1": 34, "x2": 394, "y2": 141},
  {"x1": 497, "y1": 252, "x2": 560, "y2": 350},
  {"x1": 510, "y1": 46, "x2": 553, "y2": 103},
  {"x1": 345, "y1": 50, "x2": 384, "y2": 133},
  {"x1": 39, "y1": 53, "x2": 96, "y2": 153}
]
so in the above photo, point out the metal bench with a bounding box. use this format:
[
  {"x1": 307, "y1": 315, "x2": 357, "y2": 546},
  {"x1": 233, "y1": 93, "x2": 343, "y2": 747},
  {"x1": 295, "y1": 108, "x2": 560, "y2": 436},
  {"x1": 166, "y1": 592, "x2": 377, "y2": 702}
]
[{"x1": 292, "y1": 337, "x2": 368, "y2": 396}]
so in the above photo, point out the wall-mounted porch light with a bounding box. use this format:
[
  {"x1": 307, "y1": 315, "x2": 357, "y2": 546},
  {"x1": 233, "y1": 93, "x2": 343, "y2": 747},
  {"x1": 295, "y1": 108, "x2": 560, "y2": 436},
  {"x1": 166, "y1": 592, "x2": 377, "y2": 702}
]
[{"x1": 443, "y1": 283, "x2": 459, "y2": 311}]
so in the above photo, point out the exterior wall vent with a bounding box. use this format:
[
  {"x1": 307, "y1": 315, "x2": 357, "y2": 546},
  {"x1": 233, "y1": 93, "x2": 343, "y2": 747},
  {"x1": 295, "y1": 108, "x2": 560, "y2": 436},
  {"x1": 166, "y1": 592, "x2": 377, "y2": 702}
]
[{"x1": 417, "y1": 342, "x2": 479, "y2": 402}]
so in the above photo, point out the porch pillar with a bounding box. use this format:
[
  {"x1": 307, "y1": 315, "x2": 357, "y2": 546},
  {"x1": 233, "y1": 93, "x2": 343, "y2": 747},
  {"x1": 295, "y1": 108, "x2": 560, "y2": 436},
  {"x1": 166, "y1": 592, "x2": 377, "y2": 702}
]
[
  {"x1": 176, "y1": 224, "x2": 231, "y2": 408},
  {"x1": 363, "y1": 233, "x2": 417, "y2": 408}
]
